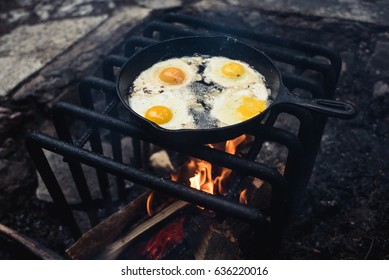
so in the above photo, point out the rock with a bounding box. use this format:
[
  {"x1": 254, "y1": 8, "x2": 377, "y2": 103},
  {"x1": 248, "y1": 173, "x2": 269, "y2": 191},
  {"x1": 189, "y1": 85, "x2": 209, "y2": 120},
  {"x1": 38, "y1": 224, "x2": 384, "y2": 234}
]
[
  {"x1": 0, "y1": 138, "x2": 16, "y2": 158},
  {"x1": 16, "y1": 0, "x2": 33, "y2": 7},
  {"x1": 0, "y1": 15, "x2": 108, "y2": 97},
  {"x1": 54, "y1": 0, "x2": 116, "y2": 18},
  {"x1": 373, "y1": 81, "x2": 389, "y2": 98},
  {"x1": 366, "y1": 41, "x2": 389, "y2": 76},
  {"x1": 225, "y1": 0, "x2": 389, "y2": 26},
  {"x1": 0, "y1": 157, "x2": 31, "y2": 193},
  {"x1": 243, "y1": 11, "x2": 266, "y2": 28},
  {"x1": 134, "y1": 0, "x2": 182, "y2": 9},
  {"x1": 7, "y1": 9, "x2": 30, "y2": 24},
  {"x1": 149, "y1": 150, "x2": 175, "y2": 173},
  {"x1": 12, "y1": 6, "x2": 150, "y2": 105},
  {"x1": 0, "y1": 107, "x2": 23, "y2": 138},
  {"x1": 34, "y1": 4, "x2": 55, "y2": 21},
  {"x1": 340, "y1": 51, "x2": 355, "y2": 77}
]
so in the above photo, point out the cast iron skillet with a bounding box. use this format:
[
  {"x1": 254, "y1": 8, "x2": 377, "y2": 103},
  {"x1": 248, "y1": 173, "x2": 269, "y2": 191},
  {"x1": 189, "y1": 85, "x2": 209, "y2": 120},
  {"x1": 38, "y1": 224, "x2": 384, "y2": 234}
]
[{"x1": 117, "y1": 36, "x2": 356, "y2": 144}]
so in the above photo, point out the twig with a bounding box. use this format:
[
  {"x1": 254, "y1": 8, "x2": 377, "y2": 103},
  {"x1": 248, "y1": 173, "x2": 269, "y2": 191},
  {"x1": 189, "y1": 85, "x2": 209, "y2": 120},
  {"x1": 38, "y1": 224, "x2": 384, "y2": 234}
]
[
  {"x1": 0, "y1": 223, "x2": 62, "y2": 259},
  {"x1": 364, "y1": 238, "x2": 374, "y2": 260}
]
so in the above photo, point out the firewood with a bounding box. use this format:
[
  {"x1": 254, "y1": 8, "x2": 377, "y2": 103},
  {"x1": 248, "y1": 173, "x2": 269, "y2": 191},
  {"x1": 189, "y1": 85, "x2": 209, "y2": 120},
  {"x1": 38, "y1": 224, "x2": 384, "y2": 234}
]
[
  {"x1": 96, "y1": 200, "x2": 189, "y2": 260},
  {"x1": 0, "y1": 223, "x2": 62, "y2": 260},
  {"x1": 66, "y1": 191, "x2": 150, "y2": 259},
  {"x1": 194, "y1": 221, "x2": 240, "y2": 260}
]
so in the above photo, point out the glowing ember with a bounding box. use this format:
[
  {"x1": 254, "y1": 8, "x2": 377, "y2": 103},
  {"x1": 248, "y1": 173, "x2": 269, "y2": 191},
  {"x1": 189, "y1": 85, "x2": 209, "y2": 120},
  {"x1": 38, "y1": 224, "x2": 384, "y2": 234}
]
[{"x1": 144, "y1": 218, "x2": 185, "y2": 260}]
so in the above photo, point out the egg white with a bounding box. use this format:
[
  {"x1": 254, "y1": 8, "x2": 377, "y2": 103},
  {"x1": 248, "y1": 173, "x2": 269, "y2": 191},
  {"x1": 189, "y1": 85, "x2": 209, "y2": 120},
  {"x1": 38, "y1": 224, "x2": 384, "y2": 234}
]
[
  {"x1": 210, "y1": 88, "x2": 269, "y2": 126},
  {"x1": 132, "y1": 58, "x2": 200, "y2": 95},
  {"x1": 129, "y1": 91, "x2": 196, "y2": 129},
  {"x1": 203, "y1": 57, "x2": 264, "y2": 88}
]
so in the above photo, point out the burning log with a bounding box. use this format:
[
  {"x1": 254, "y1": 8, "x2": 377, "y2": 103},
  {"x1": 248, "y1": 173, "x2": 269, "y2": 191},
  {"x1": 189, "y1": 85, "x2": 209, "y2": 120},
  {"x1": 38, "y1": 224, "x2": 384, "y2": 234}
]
[
  {"x1": 66, "y1": 191, "x2": 150, "y2": 259},
  {"x1": 96, "y1": 200, "x2": 189, "y2": 260},
  {"x1": 195, "y1": 221, "x2": 240, "y2": 260}
]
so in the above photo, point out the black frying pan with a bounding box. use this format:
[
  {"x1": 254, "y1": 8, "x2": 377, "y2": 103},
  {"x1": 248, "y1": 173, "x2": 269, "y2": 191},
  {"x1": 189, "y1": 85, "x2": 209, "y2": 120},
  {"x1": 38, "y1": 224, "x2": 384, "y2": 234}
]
[{"x1": 117, "y1": 36, "x2": 356, "y2": 144}]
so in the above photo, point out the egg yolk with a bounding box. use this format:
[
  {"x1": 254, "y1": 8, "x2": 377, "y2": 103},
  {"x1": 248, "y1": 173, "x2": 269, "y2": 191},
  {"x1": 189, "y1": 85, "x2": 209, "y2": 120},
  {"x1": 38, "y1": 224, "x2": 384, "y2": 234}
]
[
  {"x1": 145, "y1": 106, "x2": 173, "y2": 125},
  {"x1": 221, "y1": 62, "x2": 245, "y2": 78},
  {"x1": 236, "y1": 97, "x2": 267, "y2": 121},
  {"x1": 159, "y1": 67, "x2": 186, "y2": 85}
]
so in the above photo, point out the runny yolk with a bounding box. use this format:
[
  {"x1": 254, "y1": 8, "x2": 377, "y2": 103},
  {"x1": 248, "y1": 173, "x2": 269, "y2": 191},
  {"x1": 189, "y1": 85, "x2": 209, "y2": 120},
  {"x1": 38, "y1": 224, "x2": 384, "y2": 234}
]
[
  {"x1": 145, "y1": 106, "x2": 173, "y2": 125},
  {"x1": 236, "y1": 97, "x2": 267, "y2": 121},
  {"x1": 159, "y1": 67, "x2": 186, "y2": 85},
  {"x1": 221, "y1": 62, "x2": 245, "y2": 78}
]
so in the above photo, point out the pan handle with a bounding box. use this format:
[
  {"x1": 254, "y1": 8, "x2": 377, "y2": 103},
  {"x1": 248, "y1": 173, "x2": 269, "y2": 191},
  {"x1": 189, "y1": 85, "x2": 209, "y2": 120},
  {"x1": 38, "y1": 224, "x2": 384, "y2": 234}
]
[{"x1": 279, "y1": 88, "x2": 357, "y2": 119}]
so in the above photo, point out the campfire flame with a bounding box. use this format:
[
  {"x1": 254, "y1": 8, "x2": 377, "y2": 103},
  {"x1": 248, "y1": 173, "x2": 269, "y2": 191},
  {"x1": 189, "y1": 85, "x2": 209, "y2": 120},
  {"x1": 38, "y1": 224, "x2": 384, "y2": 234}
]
[
  {"x1": 185, "y1": 134, "x2": 247, "y2": 195},
  {"x1": 146, "y1": 191, "x2": 154, "y2": 216},
  {"x1": 144, "y1": 134, "x2": 249, "y2": 259},
  {"x1": 239, "y1": 188, "x2": 248, "y2": 205}
]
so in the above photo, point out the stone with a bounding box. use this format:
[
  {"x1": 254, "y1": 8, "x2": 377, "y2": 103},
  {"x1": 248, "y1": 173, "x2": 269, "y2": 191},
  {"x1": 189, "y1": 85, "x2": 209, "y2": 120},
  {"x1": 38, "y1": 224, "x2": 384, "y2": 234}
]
[
  {"x1": 7, "y1": 9, "x2": 30, "y2": 24},
  {"x1": 12, "y1": 6, "x2": 150, "y2": 104},
  {"x1": 222, "y1": 0, "x2": 389, "y2": 26},
  {"x1": 0, "y1": 15, "x2": 108, "y2": 97},
  {"x1": 34, "y1": 4, "x2": 55, "y2": 21},
  {"x1": 366, "y1": 41, "x2": 389, "y2": 77},
  {"x1": 16, "y1": 0, "x2": 33, "y2": 7},
  {"x1": 134, "y1": 0, "x2": 182, "y2": 9},
  {"x1": 373, "y1": 81, "x2": 389, "y2": 98},
  {"x1": 0, "y1": 107, "x2": 22, "y2": 137},
  {"x1": 0, "y1": 157, "x2": 31, "y2": 193},
  {"x1": 340, "y1": 51, "x2": 355, "y2": 77}
]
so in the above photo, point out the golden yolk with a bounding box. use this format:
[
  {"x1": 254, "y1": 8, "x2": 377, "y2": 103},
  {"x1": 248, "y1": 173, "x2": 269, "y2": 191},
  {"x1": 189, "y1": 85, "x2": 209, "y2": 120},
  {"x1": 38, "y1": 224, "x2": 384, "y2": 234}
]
[
  {"x1": 145, "y1": 106, "x2": 173, "y2": 125},
  {"x1": 159, "y1": 67, "x2": 186, "y2": 85},
  {"x1": 221, "y1": 62, "x2": 245, "y2": 78},
  {"x1": 236, "y1": 97, "x2": 267, "y2": 121}
]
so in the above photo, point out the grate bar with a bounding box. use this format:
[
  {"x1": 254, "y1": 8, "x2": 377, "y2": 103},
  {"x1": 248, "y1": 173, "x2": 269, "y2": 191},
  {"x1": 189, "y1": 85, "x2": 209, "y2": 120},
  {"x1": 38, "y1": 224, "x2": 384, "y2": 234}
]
[
  {"x1": 123, "y1": 36, "x2": 159, "y2": 57},
  {"x1": 27, "y1": 132, "x2": 270, "y2": 226},
  {"x1": 52, "y1": 101, "x2": 288, "y2": 190},
  {"x1": 142, "y1": 21, "x2": 338, "y2": 92},
  {"x1": 25, "y1": 138, "x2": 82, "y2": 238},
  {"x1": 164, "y1": 13, "x2": 341, "y2": 75},
  {"x1": 102, "y1": 55, "x2": 128, "y2": 81}
]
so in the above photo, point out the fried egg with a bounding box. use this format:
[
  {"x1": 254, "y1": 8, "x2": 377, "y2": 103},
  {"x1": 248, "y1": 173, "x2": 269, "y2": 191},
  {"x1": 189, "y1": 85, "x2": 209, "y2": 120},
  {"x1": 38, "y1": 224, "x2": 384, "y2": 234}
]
[
  {"x1": 132, "y1": 58, "x2": 200, "y2": 95},
  {"x1": 203, "y1": 57, "x2": 264, "y2": 88},
  {"x1": 129, "y1": 91, "x2": 196, "y2": 129},
  {"x1": 128, "y1": 55, "x2": 271, "y2": 129},
  {"x1": 210, "y1": 88, "x2": 268, "y2": 126}
]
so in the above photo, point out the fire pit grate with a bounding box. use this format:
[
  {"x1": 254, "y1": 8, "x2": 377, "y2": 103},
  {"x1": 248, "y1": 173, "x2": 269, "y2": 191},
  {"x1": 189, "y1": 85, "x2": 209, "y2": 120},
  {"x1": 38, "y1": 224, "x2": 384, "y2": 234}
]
[{"x1": 25, "y1": 12, "x2": 341, "y2": 258}]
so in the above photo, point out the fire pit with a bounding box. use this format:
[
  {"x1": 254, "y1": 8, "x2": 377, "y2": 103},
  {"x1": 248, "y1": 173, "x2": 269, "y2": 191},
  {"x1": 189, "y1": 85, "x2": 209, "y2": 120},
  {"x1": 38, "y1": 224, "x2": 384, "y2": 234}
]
[{"x1": 24, "y1": 11, "x2": 353, "y2": 260}]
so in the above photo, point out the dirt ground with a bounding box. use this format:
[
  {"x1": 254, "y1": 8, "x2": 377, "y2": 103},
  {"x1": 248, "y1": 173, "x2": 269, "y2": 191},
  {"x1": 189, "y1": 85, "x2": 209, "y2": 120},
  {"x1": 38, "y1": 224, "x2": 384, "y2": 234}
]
[{"x1": 0, "y1": 2, "x2": 388, "y2": 259}]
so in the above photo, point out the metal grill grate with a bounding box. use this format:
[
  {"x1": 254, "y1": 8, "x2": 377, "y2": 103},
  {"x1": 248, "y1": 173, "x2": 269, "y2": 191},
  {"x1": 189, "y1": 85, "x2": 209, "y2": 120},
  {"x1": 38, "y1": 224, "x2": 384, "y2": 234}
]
[{"x1": 26, "y1": 13, "x2": 340, "y2": 250}]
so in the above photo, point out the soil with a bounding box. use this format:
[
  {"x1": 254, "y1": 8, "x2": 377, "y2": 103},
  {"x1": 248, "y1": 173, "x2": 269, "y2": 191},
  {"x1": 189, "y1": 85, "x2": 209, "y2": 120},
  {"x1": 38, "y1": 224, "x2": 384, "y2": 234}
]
[{"x1": 0, "y1": 2, "x2": 388, "y2": 259}]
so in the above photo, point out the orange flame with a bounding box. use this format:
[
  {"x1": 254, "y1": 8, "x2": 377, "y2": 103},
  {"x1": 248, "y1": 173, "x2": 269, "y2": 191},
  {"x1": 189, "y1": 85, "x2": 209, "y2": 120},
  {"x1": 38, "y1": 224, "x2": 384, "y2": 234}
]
[
  {"x1": 185, "y1": 135, "x2": 248, "y2": 196},
  {"x1": 143, "y1": 134, "x2": 249, "y2": 259},
  {"x1": 239, "y1": 188, "x2": 248, "y2": 205},
  {"x1": 146, "y1": 192, "x2": 155, "y2": 216},
  {"x1": 188, "y1": 160, "x2": 216, "y2": 194}
]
